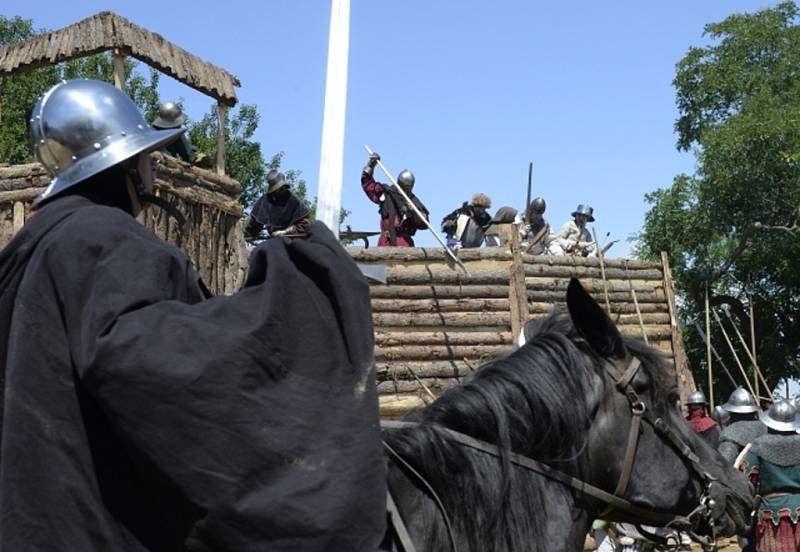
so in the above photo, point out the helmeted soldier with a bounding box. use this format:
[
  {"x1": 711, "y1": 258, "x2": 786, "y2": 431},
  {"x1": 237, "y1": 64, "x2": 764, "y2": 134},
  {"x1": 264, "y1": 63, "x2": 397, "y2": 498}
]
[
  {"x1": 519, "y1": 197, "x2": 559, "y2": 255},
  {"x1": 741, "y1": 400, "x2": 800, "y2": 551},
  {"x1": 441, "y1": 193, "x2": 492, "y2": 250},
  {"x1": 361, "y1": 152, "x2": 429, "y2": 247},
  {"x1": 685, "y1": 389, "x2": 721, "y2": 448},
  {"x1": 718, "y1": 387, "x2": 766, "y2": 463},
  {"x1": 151, "y1": 100, "x2": 195, "y2": 163},
  {"x1": 244, "y1": 169, "x2": 310, "y2": 239},
  {"x1": 554, "y1": 204, "x2": 595, "y2": 256},
  {"x1": 0, "y1": 80, "x2": 386, "y2": 551}
]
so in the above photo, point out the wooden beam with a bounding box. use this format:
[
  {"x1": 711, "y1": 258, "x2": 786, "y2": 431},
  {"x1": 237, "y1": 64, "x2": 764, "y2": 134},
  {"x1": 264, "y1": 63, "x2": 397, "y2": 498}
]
[
  {"x1": 112, "y1": 49, "x2": 126, "y2": 90},
  {"x1": 508, "y1": 229, "x2": 530, "y2": 339},
  {"x1": 661, "y1": 251, "x2": 696, "y2": 404},
  {"x1": 215, "y1": 102, "x2": 227, "y2": 176},
  {"x1": 12, "y1": 201, "x2": 25, "y2": 235}
]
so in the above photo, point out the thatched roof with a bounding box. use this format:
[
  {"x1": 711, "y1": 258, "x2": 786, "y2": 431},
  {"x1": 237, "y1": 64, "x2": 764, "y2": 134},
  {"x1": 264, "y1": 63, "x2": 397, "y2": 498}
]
[{"x1": 0, "y1": 11, "x2": 240, "y2": 106}]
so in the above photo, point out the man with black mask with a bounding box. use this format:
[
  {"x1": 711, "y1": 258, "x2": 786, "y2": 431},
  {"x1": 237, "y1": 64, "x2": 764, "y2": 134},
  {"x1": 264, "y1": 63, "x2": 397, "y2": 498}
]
[
  {"x1": 360, "y1": 151, "x2": 429, "y2": 246},
  {"x1": 0, "y1": 80, "x2": 385, "y2": 552},
  {"x1": 244, "y1": 169, "x2": 310, "y2": 239}
]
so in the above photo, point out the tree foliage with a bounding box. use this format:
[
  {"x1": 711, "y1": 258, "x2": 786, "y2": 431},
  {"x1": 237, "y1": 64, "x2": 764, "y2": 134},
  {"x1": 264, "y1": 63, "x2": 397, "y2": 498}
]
[
  {"x1": 637, "y1": 2, "x2": 800, "y2": 397},
  {"x1": 0, "y1": 15, "x2": 160, "y2": 165}
]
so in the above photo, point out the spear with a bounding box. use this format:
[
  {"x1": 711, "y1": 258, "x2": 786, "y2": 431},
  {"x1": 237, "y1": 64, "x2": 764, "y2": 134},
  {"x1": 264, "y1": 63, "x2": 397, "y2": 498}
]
[
  {"x1": 364, "y1": 145, "x2": 468, "y2": 274},
  {"x1": 525, "y1": 162, "x2": 533, "y2": 223}
]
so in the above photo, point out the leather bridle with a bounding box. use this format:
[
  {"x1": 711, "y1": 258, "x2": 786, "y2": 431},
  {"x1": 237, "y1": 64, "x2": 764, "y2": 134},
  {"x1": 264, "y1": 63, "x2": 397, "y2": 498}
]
[{"x1": 382, "y1": 355, "x2": 725, "y2": 552}]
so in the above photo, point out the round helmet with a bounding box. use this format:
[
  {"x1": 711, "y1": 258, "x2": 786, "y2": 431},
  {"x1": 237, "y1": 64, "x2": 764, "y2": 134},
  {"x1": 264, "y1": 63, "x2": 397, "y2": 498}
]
[
  {"x1": 489, "y1": 206, "x2": 517, "y2": 225},
  {"x1": 529, "y1": 197, "x2": 546, "y2": 214},
  {"x1": 710, "y1": 405, "x2": 731, "y2": 426},
  {"x1": 721, "y1": 387, "x2": 759, "y2": 414},
  {"x1": 266, "y1": 170, "x2": 288, "y2": 193},
  {"x1": 571, "y1": 204, "x2": 595, "y2": 222},
  {"x1": 686, "y1": 389, "x2": 708, "y2": 406},
  {"x1": 397, "y1": 169, "x2": 415, "y2": 191},
  {"x1": 30, "y1": 79, "x2": 183, "y2": 205},
  {"x1": 760, "y1": 400, "x2": 799, "y2": 432},
  {"x1": 152, "y1": 101, "x2": 187, "y2": 129}
]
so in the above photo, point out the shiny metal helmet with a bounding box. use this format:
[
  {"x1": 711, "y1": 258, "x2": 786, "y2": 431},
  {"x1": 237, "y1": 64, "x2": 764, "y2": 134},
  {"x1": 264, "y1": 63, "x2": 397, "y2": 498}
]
[
  {"x1": 760, "y1": 400, "x2": 799, "y2": 432},
  {"x1": 721, "y1": 386, "x2": 759, "y2": 414},
  {"x1": 571, "y1": 204, "x2": 595, "y2": 222},
  {"x1": 152, "y1": 101, "x2": 187, "y2": 129},
  {"x1": 397, "y1": 169, "x2": 415, "y2": 192},
  {"x1": 266, "y1": 170, "x2": 288, "y2": 193},
  {"x1": 30, "y1": 79, "x2": 183, "y2": 205},
  {"x1": 686, "y1": 389, "x2": 708, "y2": 405},
  {"x1": 710, "y1": 405, "x2": 731, "y2": 427},
  {"x1": 529, "y1": 197, "x2": 546, "y2": 214}
]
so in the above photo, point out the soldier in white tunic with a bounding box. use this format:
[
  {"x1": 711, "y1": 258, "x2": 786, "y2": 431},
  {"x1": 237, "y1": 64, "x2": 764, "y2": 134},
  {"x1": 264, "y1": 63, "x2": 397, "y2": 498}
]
[{"x1": 554, "y1": 204, "x2": 595, "y2": 256}]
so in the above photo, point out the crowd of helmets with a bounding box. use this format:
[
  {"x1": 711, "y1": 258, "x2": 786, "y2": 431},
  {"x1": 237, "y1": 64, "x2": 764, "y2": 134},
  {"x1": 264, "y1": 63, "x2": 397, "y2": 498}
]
[{"x1": 691, "y1": 388, "x2": 800, "y2": 433}]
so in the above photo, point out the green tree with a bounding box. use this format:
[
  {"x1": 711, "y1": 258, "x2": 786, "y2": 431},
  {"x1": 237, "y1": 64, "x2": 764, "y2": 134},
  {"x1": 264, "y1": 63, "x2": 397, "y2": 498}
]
[
  {"x1": 636, "y1": 1, "x2": 800, "y2": 396},
  {"x1": 189, "y1": 104, "x2": 350, "y2": 227},
  {"x1": 0, "y1": 15, "x2": 161, "y2": 165}
]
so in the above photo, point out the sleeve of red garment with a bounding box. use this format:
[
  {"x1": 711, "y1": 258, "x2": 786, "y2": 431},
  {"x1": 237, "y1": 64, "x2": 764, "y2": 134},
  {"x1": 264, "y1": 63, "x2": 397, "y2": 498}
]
[
  {"x1": 361, "y1": 171, "x2": 385, "y2": 204},
  {"x1": 48, "y1": 209, "x2": 387, "y2": 552}
]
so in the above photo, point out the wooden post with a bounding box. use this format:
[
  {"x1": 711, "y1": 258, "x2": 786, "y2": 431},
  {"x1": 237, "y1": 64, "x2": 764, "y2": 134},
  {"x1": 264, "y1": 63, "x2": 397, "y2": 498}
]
[
  {"x1": 661, "y1": 252, "x2": 696, "y2": 405},
  {"x1": 722, "y1": 307, "x2": 771, "y2": 399},
  {"x1": 112, "y1": 49, "x2": 126, "y2": 90},
  {"x1": 712, "y1": 308, "x2": 757, "y2": 398},
  {"x1": 593, "y1": 226, "x2": 611, "y2": 314},
  {"x1": 748, "y1": 284, "x2": 759, "y2": 398},
  {"x1": 705, "y1": 283, "x2": 713, "y2": 407},
  {"x1": 12, "y1": 202, "x2": 25, "y2": 235},
  {"x1": 216, "y1": 102, "x2": 227, "y2": 176},
  {"x1": 508, "y1": 229, "x2": 529, "y2": 342},
  {"x1": 0, "y1": 76, "x2": 3, "y2": 125}
]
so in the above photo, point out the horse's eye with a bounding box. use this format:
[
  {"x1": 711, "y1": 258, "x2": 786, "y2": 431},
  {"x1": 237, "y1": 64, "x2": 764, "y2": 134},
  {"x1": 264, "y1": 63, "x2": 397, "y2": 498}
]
[{"x1": 668, "y1": 391, "x2": 681, "y2": 405}]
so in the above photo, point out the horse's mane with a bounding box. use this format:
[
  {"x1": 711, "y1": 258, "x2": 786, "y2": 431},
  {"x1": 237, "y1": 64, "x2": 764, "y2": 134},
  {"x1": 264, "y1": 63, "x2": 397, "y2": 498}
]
[{"x1": 384, "y1": 310, "x2": 672, "y2": 552}]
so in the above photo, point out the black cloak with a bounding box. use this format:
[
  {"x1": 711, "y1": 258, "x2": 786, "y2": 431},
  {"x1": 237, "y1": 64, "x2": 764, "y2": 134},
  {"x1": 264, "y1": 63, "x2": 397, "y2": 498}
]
[
  {"x1": 251, "y1": 191, "x2": 310, "y2": 234},
  {"x1": 0, "y1": 194, "x2": 386, "y2": 551}
]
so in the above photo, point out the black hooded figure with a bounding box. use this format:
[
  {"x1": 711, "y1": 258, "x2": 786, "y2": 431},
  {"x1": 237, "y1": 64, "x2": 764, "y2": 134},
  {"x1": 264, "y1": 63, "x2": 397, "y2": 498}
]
[{"x1": 0, "y1": 80, "x2": 386, "y2": 551}]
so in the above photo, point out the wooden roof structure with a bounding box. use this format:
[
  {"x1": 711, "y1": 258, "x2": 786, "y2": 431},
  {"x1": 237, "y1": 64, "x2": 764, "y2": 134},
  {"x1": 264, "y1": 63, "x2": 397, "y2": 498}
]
[{"x1": 0, "y1": 11, "x2": 240, "y2": 106}]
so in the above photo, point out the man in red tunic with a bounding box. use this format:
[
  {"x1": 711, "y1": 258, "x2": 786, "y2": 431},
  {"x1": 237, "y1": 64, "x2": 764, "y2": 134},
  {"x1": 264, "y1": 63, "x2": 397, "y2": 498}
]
[
  {"x1": 685, "y1": 389, "x2": 721, "y2": 448},
  {"x1": 361, "y1": 152, "x2": 429, "y2": 247}
]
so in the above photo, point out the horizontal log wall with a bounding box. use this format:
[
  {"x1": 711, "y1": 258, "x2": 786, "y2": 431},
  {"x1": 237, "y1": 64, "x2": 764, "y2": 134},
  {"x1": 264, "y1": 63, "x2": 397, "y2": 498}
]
[
  {"x1": 351, "y1": 246, "x2": 682, "y2": 419},
  {"x1": 0, "y1": 153, "x2": 247, "y2": 295}
]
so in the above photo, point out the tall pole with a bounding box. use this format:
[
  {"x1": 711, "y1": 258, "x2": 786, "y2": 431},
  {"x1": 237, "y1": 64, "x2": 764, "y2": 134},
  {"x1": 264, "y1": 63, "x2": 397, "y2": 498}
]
[
  {"x1": 748, "y1": 278, "x2": 758, "y2": 399},
  {"x1": 525, "y1": 162, "x2": 533, "y2": 222},
  {"x1": 316, "y1": 0, "x2": 351, "y2": 237},
  {"x1": 705, "y1": 283, "x2": 714, "y2": 407}
]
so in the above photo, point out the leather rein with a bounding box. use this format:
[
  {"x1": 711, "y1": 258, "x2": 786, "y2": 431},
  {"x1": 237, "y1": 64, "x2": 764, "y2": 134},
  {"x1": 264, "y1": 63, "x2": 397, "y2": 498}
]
[{"x1": 382, "y1": 355, "x2": 723, "y2": 552}]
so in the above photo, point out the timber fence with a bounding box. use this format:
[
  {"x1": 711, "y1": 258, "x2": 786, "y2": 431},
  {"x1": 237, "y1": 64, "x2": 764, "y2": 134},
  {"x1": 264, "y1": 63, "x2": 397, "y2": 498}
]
[{"x1": 349, "y1": 245, "x2": 695, "y2": 419}]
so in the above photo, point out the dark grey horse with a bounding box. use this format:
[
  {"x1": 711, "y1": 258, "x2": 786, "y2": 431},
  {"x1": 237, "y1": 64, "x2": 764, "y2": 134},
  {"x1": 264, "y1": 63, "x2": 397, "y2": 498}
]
[{"x1": 382, "y1": 279, "x2": 753, "y2": 551}]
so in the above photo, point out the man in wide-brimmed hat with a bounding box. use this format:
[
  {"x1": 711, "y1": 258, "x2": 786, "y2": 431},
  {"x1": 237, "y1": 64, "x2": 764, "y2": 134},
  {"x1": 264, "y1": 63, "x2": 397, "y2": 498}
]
[{"x1": 554, "y1": 204, "x2": 595, "y2": 256}]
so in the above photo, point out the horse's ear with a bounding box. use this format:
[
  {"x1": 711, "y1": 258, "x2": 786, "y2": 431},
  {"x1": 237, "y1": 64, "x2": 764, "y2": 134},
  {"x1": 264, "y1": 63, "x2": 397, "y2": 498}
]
[{"x1": 566, "y1": 278, "x2": 625, "y2": 359}]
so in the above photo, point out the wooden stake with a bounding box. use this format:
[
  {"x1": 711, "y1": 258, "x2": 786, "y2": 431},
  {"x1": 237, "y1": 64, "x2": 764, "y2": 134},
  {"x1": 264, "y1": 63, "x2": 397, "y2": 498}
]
[
  {"x1": 215, "y1": 102, "x2": 227, "y2": 176},
  {"x1": 705, "y1": 283, "x2": 713, "y2": 407},
  {"x1": 112, "y1": 49, "x2": 126, "y2": 90},
  {"x1": 592, "y1": 226, "x2": 611, "y2": 314},
  {"x1": 406, "y1": 366, "x2": 436, "y2": 401},
  {"x1": 712, "y1": 308, "x2": 757, "y2": 398},
  {"x1": 721, "y1": 307, "x2": 771, "y2": 399},
  {"x1": 508, "y1": 227, "x2": 530, "y2": 341},
  {"x1": 748, "y1": 283, "x2": 758, "y2": 399},
  {"x1": 631, "y1": 288, "x2": 648, "y2": 345}
]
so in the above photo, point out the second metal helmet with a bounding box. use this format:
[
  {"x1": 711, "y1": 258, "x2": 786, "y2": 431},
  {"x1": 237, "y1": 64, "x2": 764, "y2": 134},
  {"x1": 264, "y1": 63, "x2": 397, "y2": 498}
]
[
  {"x1": 152, "y1": 101, "x2": 187, "y2": 129},
  {"x1": 266, "y1": 170, "x2": 288, "y2": 193},
  {"x1": 571, "y1": 204, "x2": 595, "y2": 222},
  {"x1": 397, "y1": 169, "x2": 415, "y2": 191},
  {"x1": 721, "y1": 387, "x2": 759, "y2": 414},
  {"x1": 30, "y1": 79, "x2": 183, "y2": 205},
  {"x1": 686, "y1": 390, "x2": 708, "y2": 405},
  {"x1": 760, "y1": 400, "x2": 799, "y2": 432},
  {"x1": 529, "y1": 197, "x2": 546, "y2": 214}
]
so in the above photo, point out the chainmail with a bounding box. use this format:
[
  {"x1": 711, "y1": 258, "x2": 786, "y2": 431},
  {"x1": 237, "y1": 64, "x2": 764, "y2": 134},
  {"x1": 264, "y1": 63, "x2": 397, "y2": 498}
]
[
  {"x1": 750, "y1": 434, "x2": 800, "y2": 467},
  {"x1": 719, "y1": 420, "x2": 766, "y2": 448}
]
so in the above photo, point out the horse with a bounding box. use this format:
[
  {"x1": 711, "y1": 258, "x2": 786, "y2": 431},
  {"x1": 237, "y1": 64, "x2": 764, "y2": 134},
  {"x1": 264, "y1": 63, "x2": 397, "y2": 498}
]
[{"x1": 381, "y1": 278, "x2": 754, "y2": 552}]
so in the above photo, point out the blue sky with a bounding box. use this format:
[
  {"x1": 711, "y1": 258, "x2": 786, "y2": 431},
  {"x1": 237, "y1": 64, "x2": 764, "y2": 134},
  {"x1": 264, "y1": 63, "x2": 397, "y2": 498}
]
[{"x1": 3, "y1": 1, "x2": 778, "y2": 254}]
